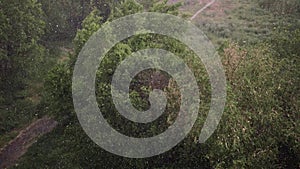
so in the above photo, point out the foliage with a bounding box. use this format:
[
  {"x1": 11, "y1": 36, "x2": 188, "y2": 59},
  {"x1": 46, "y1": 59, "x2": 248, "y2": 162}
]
[
  {"x1": 269, "y1": 28, "x2": 300, "y2": 117},
  {"x1": 149, "y1": 0, "x2": 181, "y2": 15},
  {"x1": 109, "y1": 0, "x2": 143, "y2": 20},
  {"x1": 0, "y1": 0, "x2": 45, "y2": 103},
  {"x1": 44, "y1": 63, "x2": 73, "y2": 119},
  {"x1": 208, "y1": 38, "x2": 299, "y2": 168},
  {"x1": 73, "y1": 9, "x2": 104, "y2": 55},
  {"x1": 4, "y1": 0, "x2": 300, "y2": 168},
  {"x1": 39, "y1": 0, "x2": 91, "y2": 41},
  {"x1": 136, "y1": 0, "x2": 159, "y2": 10},
  {"x1": 258, "y1": 0, "x2": 300, "y2": 15}
]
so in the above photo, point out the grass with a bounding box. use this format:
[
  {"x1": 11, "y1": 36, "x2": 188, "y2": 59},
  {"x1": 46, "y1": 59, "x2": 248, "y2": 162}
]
[
  {"x1": 179, "y1": 0, "x2": 300, "y2": 46},
  {"x1": 0, "y1": 130, "x2": 18, "y2": 148}
]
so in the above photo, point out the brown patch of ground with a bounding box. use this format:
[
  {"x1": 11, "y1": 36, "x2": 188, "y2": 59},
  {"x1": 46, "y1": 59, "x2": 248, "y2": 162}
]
[
  {"x1": 0, "y1": 116, "x2": 57, "y2": 169},
  {"x1": 26, "y1": 82, "x2": 43, "y2": 105},
  {"x1": 57, "y1": 47, "x2": 73, "y2": 64}
]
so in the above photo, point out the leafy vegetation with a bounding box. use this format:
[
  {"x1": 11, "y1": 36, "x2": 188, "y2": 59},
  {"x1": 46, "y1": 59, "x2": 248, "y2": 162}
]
[
  {"x1": 258, "y1": 0, "x2": 300, "y2": 15},
  {"x1": 0, "y1": 0, "x2": 47, "y2": 145},
  {"x1": 0, "y1": 0, "x2": 299, "y2": 168}
]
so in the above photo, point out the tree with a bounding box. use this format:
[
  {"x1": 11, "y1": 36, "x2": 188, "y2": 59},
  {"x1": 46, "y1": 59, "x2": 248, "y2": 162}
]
[
  {"x1": 109, "y1": 0, "x2": 143, "y2": 20},
  {"x1": 44, "y1": 1, "x2": 210, "y2": 168},
  {"x1": 39, "y1": 0, "x2": 92, "y2": 41},
  {"x1": 0, "y1": 0, "x2": 45, "y2": 103}
]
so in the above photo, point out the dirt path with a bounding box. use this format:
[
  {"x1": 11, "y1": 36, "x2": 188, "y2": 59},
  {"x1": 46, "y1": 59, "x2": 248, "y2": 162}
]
[
  {"x1": 169, "y1": 0, "x2": 237, "y2": 22},
  {"x1": 0, "y1": 116, "x2": 58, "y2": 169},
  {"x1": 191, "y1": 0, "x2": 216, "y2": 20}
]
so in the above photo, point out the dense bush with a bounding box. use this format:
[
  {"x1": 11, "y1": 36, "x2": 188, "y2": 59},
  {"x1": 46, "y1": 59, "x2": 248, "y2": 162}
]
[{"x1": 207, "y1": 40, "x2": 299, "y2": 168}]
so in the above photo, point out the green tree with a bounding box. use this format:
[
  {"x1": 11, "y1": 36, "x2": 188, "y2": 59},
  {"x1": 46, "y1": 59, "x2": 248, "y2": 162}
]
[
  {"x1": 206, "y1": 37, "x2": 299, "y2": 168},
  {"x1": 0, "y1": 0, "x2": 45, "y2": 103},
  {"x1": 39, "y1": 0, "x2": 92, "y2": 41},
  {"x1": 109, "y1": 0, "x2": 143, "y2": 20},
  {"x1": 43, "y1": 1, "x2": 209, "y2": 168}
]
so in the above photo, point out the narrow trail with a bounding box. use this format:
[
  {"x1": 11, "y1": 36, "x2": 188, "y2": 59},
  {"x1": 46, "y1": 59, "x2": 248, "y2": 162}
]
[
  {"x1": 0, "y1": 116, "x2": 58, "y2": 169},
  {"x1": 191, "y1": 0, "x2": 217, "y2": 20}
]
